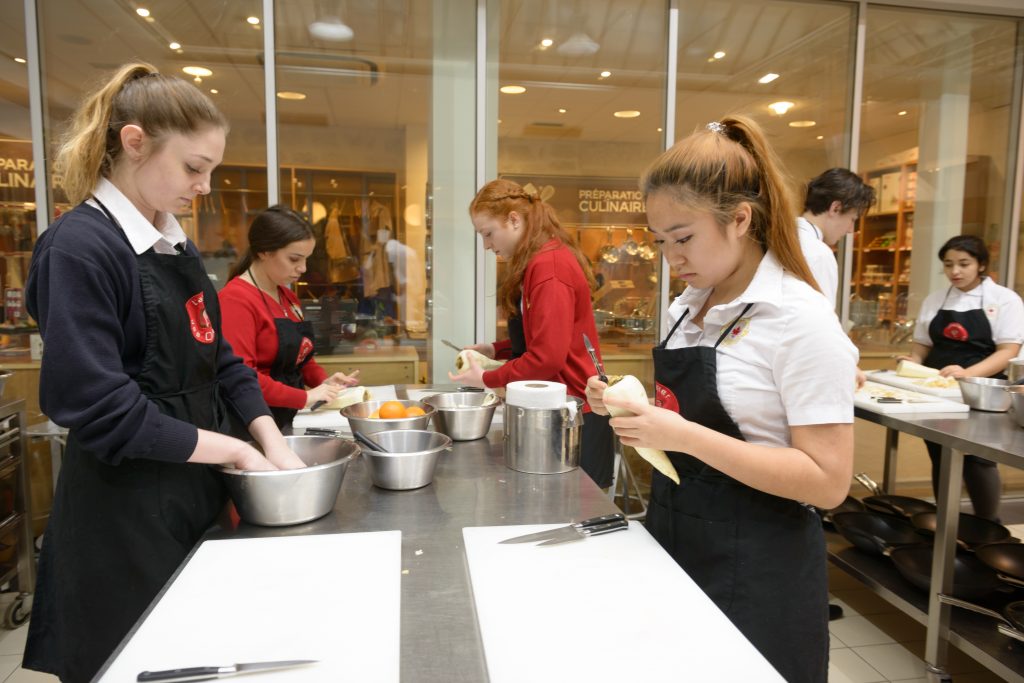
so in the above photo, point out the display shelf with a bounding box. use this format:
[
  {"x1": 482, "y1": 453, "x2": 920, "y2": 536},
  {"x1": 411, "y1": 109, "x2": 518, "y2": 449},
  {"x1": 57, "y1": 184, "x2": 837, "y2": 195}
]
[{"x1": 827, "y1": 534, "x2": 1024, "y2": 682}]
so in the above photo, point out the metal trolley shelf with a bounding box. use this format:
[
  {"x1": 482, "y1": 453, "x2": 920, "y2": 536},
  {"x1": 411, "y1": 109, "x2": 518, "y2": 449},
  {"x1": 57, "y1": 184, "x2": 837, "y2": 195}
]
[{"x1": 0, "y1": 399, "x2": 35, "y2": 629}]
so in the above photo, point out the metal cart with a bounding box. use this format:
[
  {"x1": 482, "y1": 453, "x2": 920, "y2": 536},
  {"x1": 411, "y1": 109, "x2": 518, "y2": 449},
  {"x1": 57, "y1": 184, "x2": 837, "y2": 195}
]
[{"x1": 0, "y1": 399, "x2": 34, "y2": 628}]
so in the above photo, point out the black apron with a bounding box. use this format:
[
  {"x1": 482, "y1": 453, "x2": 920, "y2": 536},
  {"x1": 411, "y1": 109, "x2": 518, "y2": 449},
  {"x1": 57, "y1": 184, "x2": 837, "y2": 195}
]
[
  {"x1": 248, "y1": 269, "x2": 316, "y2": 428},
  {"x1": 923, "y1": 285, "x2": 1002, "y2": 377},
  {"x1": 507, "y1": 305, "x2": 614, "y2": 487},
  {"x1": 646, "y1": 303, "x2": 829, "y2": 683},
  {"x1": 24, "y1": 202, "x2": 229, "y2": 683}
]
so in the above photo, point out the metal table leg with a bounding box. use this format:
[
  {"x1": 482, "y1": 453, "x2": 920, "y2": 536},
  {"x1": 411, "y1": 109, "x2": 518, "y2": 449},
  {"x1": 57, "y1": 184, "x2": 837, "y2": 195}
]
[
  {"x1": 924, "y1": 444, "x2": 963, "y2": 683},
  {"x1": 882, "y1": 427, "x2": 900, "y2": 494}
]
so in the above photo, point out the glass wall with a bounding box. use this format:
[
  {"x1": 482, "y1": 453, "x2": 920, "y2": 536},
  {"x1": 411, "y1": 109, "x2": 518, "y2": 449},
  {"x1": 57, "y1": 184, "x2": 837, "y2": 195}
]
[
  {"x1": 854, "y1": 6, "x2": 1021, "y2": 355},
  {"x1": 490, "y1": 0, "x2": 669, "y2": 386}
]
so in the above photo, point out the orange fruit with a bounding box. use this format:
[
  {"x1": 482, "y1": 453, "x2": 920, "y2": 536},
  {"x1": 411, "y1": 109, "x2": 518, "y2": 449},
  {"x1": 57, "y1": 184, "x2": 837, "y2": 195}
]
[
  {"x1": 406, "y1": 406, "x2": 426, "y2": 417},
  {"x1": 378, "y1": 401, "x2": 408, "y2": 420},
  {"x1": 369, "y1": 409, "x2": 381, "y2": 419}
]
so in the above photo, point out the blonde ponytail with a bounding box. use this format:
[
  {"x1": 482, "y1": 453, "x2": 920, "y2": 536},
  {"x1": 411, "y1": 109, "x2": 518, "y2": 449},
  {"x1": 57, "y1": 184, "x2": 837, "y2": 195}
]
[
  {"x1": 640, "y1": 114, "x2": 819, "y2": 292},
  {"x1": 56, "y1": 61, "x2": 228, "y2": 206}
]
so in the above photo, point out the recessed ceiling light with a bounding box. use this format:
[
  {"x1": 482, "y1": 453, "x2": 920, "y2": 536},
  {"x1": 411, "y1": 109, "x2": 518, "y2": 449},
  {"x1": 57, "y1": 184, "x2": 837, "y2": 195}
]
[
  {"x1": 758, "y1": 73, "x2": 780, "y2": 84},
  {"x1": 500, "y1": 85, "x2": 526, "y2": 94},
  {"x1": 600, "y1": 70, "x2": 611, "y2": 78},
  {"x1": 657, "y1": 127, "x2": 663, "y2": 132},
  {"x1": 713, "y1": 51, "x2": 726, "y2": 59},
  {"x1": 224, "y1": 178, "x2": 232, "y2": 185},
  {"x1": 209, "y1": 89, "x2": 219, "y2": 94},
  {"x1": 540, "y1": 38, "x2": 553, "y2": 47},
  {"x1": 816, "y1": 135, "x2": 824, "y2": 140},
  {"x1": 558, "y1": 108, "x2": 567, "y2": 114},
  {"x1": 135, "y1": 7, "x2": 150, "y2": 17},
  {"x1": 13, "y1": 57, "x2": 26, "y2": 64},
  {"x1": 247, "y1": 16, "x2": 260, "y2": 25},
  {"x1": 168, "y1": 41, "x2": 181, "y2": 50},
  {"x1": 768, "y1": 101, "x2": 794, "y2": 115},
  {"x1": 277, "y1": 91, "x2": 307, "y2": 100},
  {"x1": 898, "y1": 110, "x2": 907, "y2": 116},
  {"x1": 788, "y1": 120, "x2": 816, "y2": 128},
  {"x1": 182, "y1": 66, "x2": 213, "y2": 78},
  {"x1": 613, "y1": 110, "x2": 641, "y2": 118}
]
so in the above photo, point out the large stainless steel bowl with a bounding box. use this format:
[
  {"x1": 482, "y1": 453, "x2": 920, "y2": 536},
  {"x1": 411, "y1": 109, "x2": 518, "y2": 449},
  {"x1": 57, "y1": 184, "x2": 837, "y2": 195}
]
[
  {"x1": 1007, "y1": 385, "x2": 1024, "y2": 428},
  {"x1": 219, "y1": 435, "x2": 359, "y2": 526},
  {"x1": 361, "y1": 429, "x2": 452, "y2": 490},
  {"x1": 423, "y1": 391, "x2": 500, "y2": 441},
  {"x1": 341, "y1": 399, "x2": 434, "y2": 438},
  {"x1": 958, "y1": 377, "x2": 1011, "y2": 412}
]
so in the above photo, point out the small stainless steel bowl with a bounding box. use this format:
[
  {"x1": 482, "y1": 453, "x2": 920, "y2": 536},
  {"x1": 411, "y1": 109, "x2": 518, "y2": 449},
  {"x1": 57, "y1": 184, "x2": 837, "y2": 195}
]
[
  {"x1": 218, "y1": 435, "x2": 359, "y2": 526},
  {"x1": 341, "y1": 399, "x2": 434, "y2": 438},
  {"x1": 423, "y1": 391, "x2": 500, "y2": 441},
  {"x1": 361, "y1": 429, "x2": 452, "y2": 490},
  {"x1": 958, "y1": 377, "x2": 1011, "y2": 412},
  {"x1": 1006, "y1": 385, "x2": 1024, "y2": 427}
]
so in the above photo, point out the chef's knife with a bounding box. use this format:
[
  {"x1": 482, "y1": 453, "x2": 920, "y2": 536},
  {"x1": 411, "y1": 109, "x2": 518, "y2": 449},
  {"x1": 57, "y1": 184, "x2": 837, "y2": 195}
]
[
  {"x1": 537, "y1": 517, "x2": 629, "y2": 546},
  {"x1": 137, "y1": 659, "x2": 316, "y2": 682},
  {"x1": 581, "y1": 333, "x2": 607, "y2": 383},
  {"x1": 499, "y1": 513, "x2": 626, "y2": 544},
  {"x1": 441, "y1": 338, "x2": 463, "y2": 353}
]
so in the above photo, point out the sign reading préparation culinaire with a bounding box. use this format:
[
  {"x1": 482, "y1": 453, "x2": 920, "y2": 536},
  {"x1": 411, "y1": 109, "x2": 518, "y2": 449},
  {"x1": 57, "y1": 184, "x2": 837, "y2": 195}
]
[
  {"x1": 0, "y1": 140, "x2": 35, "y2": 203},
  {"x1": 501, "y1": 175, "x2": 646, "y2": 227}
]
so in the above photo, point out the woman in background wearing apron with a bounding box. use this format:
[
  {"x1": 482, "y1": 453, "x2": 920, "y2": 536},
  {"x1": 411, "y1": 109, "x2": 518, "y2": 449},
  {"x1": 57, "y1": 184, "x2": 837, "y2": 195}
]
[
  {"x1": 220, "y1": 206, "x2": 360, "y2": 429},
  {"x1": 587, "y1": 116, "x2": 857, "y2": 682},
  {"x1": 23, "y1": 63, "x2": 304, "y2": 683},
  {"x1": 899, "y1": 235, "x2": 1023, "y2": 522},
  {"x1": 449, "y1": 179, "x2": 615, "y2": 488}
]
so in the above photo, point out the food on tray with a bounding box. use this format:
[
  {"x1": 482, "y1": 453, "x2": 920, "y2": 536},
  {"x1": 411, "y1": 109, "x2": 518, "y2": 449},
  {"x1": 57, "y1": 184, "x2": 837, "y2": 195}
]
[
  {"x1": 455, "y1": 349, "x2": 506, "y2": 372},
  {"x1": 603, "y1": 374, "x2": 680, "y2": 485},
  {"x1": 314, "y1": 386, "x2": 370, "y2": 411},
  {"x1": 896, "y1": 360, "x2": 940, "y2": 378},
  {"x1": 918, "y1": 376, "x2": 958, "y2": 389}
]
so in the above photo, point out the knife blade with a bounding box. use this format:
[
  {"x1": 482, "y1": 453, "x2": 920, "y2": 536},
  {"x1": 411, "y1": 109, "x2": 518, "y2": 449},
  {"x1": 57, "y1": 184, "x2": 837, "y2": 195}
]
[
  {"x1": 537, "y1": 517, "x2": 630, "y2": 546},
  {"x1": 498, "y1": 513, "x2": 625, "y2": 544},
  {"x1": 137, "y1": 659, "x2": 316, "y2": 682},
  {"x1": 441, "y1": 338, "x2": 462, "y2": 353},
  {"x1": 581, "y1": 333, "x2": 608, "y2": 383}
]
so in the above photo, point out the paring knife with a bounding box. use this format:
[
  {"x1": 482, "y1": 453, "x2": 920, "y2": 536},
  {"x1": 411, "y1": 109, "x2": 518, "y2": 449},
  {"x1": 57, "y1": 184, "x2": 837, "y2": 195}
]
[
  {"x1": 441, "y1": 338, "x2": 463, "y2": 353},
  {"x1": 581, "y1": 333, "x2": 607, "y2": 383},
  {"x1": 499, "y1": 513, "x2": 627, "y2": 545},
  {"x1": 137, "y1": 659, "x2": 316, "y2": 682}
]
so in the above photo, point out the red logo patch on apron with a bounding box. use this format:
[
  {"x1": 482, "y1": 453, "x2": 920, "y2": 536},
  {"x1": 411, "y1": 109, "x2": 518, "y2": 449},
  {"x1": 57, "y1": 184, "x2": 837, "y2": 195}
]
[
  {"x1": 654, "y1": 381, "x2": 680, "y2": 413},
  {"x1": 297, "y1": 337, "x2": 314, "y2": 365},
  {"x1": 185, "y1": 292, "x2": 216, "y2": 344},
  {"x1": 942, "y1": 321, "x2": 969, "y2": 342}
]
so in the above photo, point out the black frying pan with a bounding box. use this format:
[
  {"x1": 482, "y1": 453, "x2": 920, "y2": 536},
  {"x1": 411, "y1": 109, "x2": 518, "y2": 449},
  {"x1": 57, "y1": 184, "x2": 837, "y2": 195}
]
[
  {"x1": 831, "y1": 511, "x2": 926, "y2": 556},
  {"x1": 909, "y1": 512, "x2": 1012, "y2": 550},
  {"x1": 975, "y1": 543, "x2": 1024, "y2": 587},
  {"x1": 820, "y1": 495, "x2": 865, "y2": 526},
  {"x1": 862, "y1": 495, "x2": 936, "y2": 518},
  {"x1": 888, "y1": 545, "x2": 1004, "y2": 600},
  {"x1": 938, "y1": 594, "x2": 1024, "y2": 643}
]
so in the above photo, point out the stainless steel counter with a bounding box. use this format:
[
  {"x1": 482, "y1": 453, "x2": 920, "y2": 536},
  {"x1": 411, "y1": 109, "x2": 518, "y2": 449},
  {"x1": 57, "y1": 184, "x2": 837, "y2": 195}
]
[{"x1": 851, "y1": 406, "x2": 1024, "y2": 682}]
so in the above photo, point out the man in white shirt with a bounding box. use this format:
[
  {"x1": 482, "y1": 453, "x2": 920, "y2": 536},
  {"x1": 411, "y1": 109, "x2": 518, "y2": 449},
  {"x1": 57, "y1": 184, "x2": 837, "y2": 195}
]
[{"x1": 797, "y1": 168, "x2": 876, "y2": 305}]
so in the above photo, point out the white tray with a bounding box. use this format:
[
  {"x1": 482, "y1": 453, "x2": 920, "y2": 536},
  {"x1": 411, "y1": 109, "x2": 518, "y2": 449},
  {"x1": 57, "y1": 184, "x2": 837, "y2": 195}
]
[{"x1": 866, "y1": 370, "x2": 963, "y2": 400}]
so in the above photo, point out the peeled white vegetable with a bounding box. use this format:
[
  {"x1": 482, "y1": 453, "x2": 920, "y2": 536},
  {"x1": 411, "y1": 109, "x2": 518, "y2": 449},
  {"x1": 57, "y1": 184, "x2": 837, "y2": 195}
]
[
  {"x1": 896, "y1": 359, "x2": 939, "y2": 378},
  {"x1": 603, "y1": 375, "x2": 680, "y2": 485},
  {"x1": 455, "y1": 349, "x2": 506, "y2": 372},
  {"x1": 316, "y1": 386, "x2": 370, "y2": 411}
]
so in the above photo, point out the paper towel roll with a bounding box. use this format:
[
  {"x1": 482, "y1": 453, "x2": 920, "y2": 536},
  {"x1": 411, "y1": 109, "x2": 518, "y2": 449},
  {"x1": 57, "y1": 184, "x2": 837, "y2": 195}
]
[{"x1": 506, "y1": 381, "x2": 567, "y2": 410}]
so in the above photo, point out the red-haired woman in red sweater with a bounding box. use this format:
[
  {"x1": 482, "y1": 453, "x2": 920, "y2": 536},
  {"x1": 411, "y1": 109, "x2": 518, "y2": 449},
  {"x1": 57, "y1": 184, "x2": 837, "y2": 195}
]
[{"x1": 450, "y1": 179, "x2": 614, "y2": 487}]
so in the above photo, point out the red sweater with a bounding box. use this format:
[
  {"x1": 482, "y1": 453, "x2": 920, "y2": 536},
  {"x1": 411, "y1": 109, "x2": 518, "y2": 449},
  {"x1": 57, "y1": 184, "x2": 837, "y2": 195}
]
[
  {"x1": 483, "y1": 240, "x2": 603, "y2": 403},
  {"x1": 219, "y1": 278, "x2": 327, "y2": 410}
]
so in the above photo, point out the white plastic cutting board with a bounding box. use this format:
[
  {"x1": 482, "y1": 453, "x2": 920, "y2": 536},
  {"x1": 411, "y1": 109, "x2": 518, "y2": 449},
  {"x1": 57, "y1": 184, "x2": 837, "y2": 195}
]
[
  {"x1": 866, "y1": 370, "x2": 963, "y2": 399},
  {"x1": 463, "y1": 522, "x2": 783, "y2": 683},
  {"x1": 855, "y1": 380, "x2": 970, "y2": 414},
  {"x1": 97, "y1": 531, "x2": 401, "y2": 682},
  {"x1": 292, "y1": 384, "x2": 398, "y2": 430}
]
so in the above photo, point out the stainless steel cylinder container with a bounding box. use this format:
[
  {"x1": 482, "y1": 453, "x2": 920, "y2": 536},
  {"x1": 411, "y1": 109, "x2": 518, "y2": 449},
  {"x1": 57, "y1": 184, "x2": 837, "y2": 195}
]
[
  {"x1": 1008, "y1": 359, "x2": 1024, "y2": 385},
  {"x1": 503, "y1": 397, "x2": 583, "y2": 474}
]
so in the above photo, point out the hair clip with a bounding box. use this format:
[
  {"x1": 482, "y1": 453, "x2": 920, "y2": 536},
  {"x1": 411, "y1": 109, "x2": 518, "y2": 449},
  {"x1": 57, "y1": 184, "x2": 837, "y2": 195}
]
[{"x1": 706, "y1": 121, "x2": 726, "y2": 135}]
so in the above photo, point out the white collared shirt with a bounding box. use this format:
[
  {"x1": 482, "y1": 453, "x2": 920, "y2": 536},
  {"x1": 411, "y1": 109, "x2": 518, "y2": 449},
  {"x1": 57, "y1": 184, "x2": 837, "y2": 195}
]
[
  {"x1": 86, "y1": 177, "x2": 188, "y2": 255},
  {"x1": 796, "y1": 216, "x2": 839, "y2": 305},
  {"x1": 912, "y1": 276, "x2": 1024, "y2": 346},
  {"x1": 663, "y1": 250, "x2": 857, "y2": 448}
]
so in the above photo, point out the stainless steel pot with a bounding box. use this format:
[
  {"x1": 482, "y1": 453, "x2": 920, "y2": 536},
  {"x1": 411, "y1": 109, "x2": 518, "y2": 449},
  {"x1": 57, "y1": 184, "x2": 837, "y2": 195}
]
[
  {"x1": 1007, "y1": 385, "x2": 1024, "y2": 428},
  {"x1": 424, "y1": 391, "x2": 500, "y2": 441},
  {"x1": 361, "y1": 429, "x2": 452, "y2": 490},
  {"x1": 503, "y1": 397, "x2": 583, "y2": 474},
  {"x1": 958, "y1": 377, "x2": 1010, "y2": 412},
  {"x1": 1009, "y1": 359, "x2": 1024, "y2": 384}
]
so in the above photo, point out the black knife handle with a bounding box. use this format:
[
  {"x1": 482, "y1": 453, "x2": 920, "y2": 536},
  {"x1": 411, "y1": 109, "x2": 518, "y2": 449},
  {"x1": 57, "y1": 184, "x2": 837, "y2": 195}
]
[
  {"x1": 580, "y1": 518, "x2": 629, "y2": 537},
  {"x1": 138, "y1": 666, "x2": 224, "y2": 682},
  {"x1": 577, "y1": 512, "x2": 625, "y2": 528},
  {"x1": 309, "y1": 400, "x2": 327, "y2": 411}
]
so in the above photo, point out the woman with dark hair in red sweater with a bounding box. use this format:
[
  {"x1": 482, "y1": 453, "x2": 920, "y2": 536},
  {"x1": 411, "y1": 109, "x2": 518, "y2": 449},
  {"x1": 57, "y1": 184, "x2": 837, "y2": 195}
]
[{"x1": 450, "y1": 179, "x2": 614, "y2": 487}]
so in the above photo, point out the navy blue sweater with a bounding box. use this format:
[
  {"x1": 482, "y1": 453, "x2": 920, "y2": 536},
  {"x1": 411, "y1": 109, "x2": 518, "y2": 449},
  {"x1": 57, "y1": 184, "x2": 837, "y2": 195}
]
[{"x1": 26, "y1": 203, "x2": 271, "y2": 465}]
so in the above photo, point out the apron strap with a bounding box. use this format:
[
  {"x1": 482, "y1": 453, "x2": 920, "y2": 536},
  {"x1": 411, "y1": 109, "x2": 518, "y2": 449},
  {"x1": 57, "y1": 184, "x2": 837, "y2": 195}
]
[{"x1": 658, "y1": 308, "x2": 691, "y2": 349}]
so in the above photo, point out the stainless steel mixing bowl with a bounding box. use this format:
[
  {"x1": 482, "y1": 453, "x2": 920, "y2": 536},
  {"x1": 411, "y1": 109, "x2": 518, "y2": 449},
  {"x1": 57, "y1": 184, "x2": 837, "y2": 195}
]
[
  {"x1": 1007, "y1": 385, "x2": 1024, "y2": 427},
  {"x1": 423, "y1": 391, "x2": 500, "y2": 441},
  {"x1": 361, "y1": 429, "x2": 452, "y2": 490},
  {"x1": 341, "y1": 399, "x2": 434, "y2": 438},
  {"x1": 958, "y1": 377, "x2": 1011, "y2": 412},
  {"x1": 219, "y1": 435, "x2": 359, "y2": 526}
]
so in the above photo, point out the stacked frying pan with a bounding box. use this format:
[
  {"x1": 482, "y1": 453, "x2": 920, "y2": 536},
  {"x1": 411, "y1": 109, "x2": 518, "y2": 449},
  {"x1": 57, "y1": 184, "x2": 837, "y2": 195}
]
[{"x1": 826, "y1": 474, "x2": 1024, "y2": 643}]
